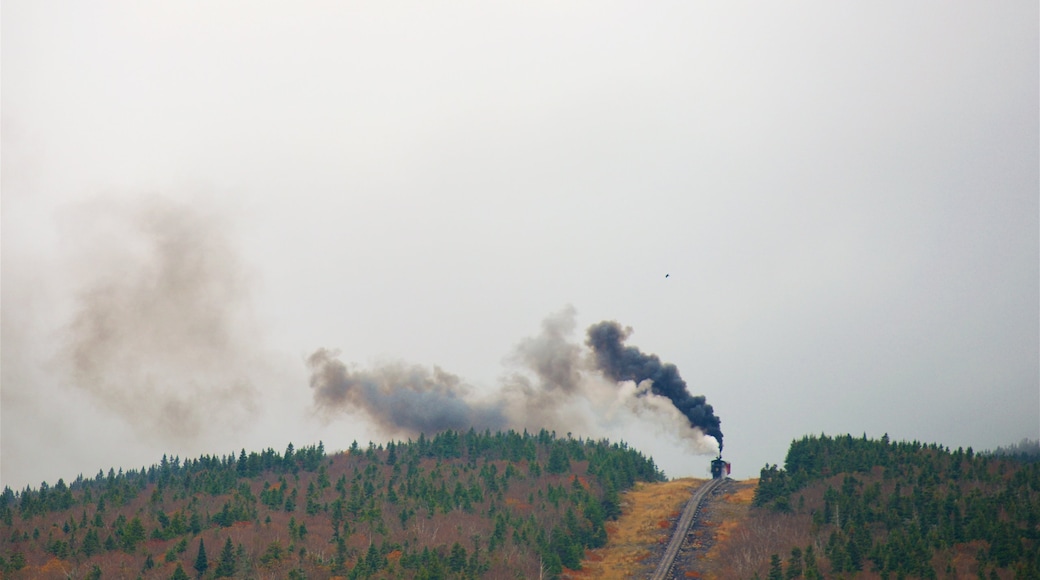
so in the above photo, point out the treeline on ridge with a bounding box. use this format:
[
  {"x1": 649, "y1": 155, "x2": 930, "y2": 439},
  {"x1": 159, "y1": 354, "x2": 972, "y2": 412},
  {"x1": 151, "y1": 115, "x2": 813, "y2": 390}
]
[
  {"x1": 0, "y1": 429, "x2": 665, "y2": 579},
  {"x1": 742, "y1": 433, "x2": 1039, "y2": 579}
]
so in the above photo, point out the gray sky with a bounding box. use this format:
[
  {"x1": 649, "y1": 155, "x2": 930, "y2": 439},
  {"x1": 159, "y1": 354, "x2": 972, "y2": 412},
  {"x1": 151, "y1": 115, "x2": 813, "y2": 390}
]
[{"x1": 2, "y1": 1, "x2": 1037, "y2": 489}]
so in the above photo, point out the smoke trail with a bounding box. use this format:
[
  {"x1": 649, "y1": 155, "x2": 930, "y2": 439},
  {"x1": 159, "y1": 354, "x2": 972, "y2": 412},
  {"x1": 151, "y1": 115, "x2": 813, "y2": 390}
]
[
  {"x1": 308, "y1": 348, "x2": 508, "y2": 434},
  {"x1": 509, "y1": 305, "x2": 583, "y2": 393},
  {"x1": 307, "y1": 308, "x2": 723, "y2": 453},
  {"x1": 586, "y1": 321, "x2": 723, "y2": 452},
  {"x1": 60, "y1": 196, "x2": 260, "y2": 439}
]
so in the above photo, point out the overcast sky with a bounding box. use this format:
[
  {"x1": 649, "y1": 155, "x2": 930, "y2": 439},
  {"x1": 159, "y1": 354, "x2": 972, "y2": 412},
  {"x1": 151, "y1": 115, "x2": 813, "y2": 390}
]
[{"x1": 3, "y1": 1, "x2": 1037, "y2": 489}]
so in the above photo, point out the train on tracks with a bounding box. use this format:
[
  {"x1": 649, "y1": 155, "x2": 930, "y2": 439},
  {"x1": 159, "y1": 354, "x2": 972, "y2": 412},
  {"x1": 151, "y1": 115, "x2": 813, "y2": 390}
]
[{"x1": 710, "y1": 454, "x2": 731, "y2": 479}]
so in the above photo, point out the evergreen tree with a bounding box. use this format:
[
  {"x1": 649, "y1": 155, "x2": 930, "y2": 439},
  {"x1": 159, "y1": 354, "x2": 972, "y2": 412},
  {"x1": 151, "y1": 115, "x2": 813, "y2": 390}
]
[
  {"x1": 804, "y1": 544, "x2": 820, "y2": 580},
  {"x1": 365, "y1": 541, "x2": 385, "y2": 573},
  {"x1": 284, "y1": 443, "x2": 296, "y2": 472},
  {"x1": 786, "y1": 547, "x2": 803, "y2": 579},
  {"x1": 81, "y1": 528, "x2": 101, "y2": 556},
  {"x1": 214, "y1": 537, "x2": 236, "y2": 577},
  {"x1": 171, "y1": 563, "x2": 190, "y2": 580},
  {"x1": 7, "y1": 552, "x2": 26, "y2": 572},
  {"x1": 547, "y1": 445, "x2": 571, "y2": 474},
  {"x1": 194, "y1": 538, "x2": 209, "y2": 577},
  {"x1": 448, "y1": 542, "x2": 468, "y2": 572},
  {"x1": 122, "y1": 516, "x2": 146, "y2": 552},
  {"x1": 768, "y1": 553, "x2": 785, "y2": 580},
  {"x1": 334, "y1": 534, "x2": 348, "y2": 573}
]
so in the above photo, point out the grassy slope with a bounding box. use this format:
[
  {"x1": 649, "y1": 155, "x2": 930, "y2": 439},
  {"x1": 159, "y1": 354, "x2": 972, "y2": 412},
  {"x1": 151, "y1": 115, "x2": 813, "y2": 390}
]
[
  {"x1": 574, "y1": 478, "x2": 712, "y2": 579},
  {"x1": 579, "y1": 438, "x2": 1040, "y2": 580},
  {"x1": 696, "y1": 480, "x2": 757, "y2": 579}
]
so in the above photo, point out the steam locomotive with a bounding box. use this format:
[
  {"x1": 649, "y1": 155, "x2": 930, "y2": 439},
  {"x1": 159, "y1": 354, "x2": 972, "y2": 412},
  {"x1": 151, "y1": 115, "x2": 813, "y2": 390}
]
[{"x1": 710, "y1": 455, "x2": 731, "y2": 479}]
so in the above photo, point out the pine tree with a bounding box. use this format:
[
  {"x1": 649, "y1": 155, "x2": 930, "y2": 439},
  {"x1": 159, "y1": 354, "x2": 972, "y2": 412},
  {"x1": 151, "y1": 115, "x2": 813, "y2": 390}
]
[
  {"x1": 449, "y1": 542, "x2": 468, "y2": 572},
  {"x1": 768, "y1": 553, "x2": 784, "y2": 580},
  {"x1": 214, "y1": 537, "x2": 236, "y2": 577},
  {"x1": 804, "y1": 544, "x2": 821, "y2": 580},
  {"x1": 194, "y1": 538, "x2": 209, "y2": 577},
  {"x1": 334, "y1": 534, "x2": 348, "y2": 573},
  {"x1": 122, "y1": 516, "x2": 146, "y2": 552},
  {"x1": 81, "y1": 528, "x2": 101, "y2": 556},
  {"x1": 547, "y1": 445, "x2": 570, "y2": 474},
  {"x1": 786, "y1": 547, "x2": 803, "y2": 579},
  {"x1": 171, "y1": 563, "x2": 190, "y2": 580}
]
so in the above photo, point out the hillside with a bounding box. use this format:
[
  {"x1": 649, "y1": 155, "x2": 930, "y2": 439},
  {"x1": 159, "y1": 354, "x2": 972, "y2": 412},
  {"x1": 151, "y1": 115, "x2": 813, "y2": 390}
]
[
  {"x1": 0, "y1": 429, "x2": 664, "y2": 579},
  {"x1": 711, "y1": 434, "x2": 1040, "y2": 579},
  {"x1": 574, "y1": 477, "x2": 708, "y2": 579}
]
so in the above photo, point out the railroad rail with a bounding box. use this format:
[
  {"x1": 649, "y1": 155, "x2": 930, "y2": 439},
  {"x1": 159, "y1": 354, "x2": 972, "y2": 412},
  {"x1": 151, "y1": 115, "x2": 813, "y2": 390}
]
[{"x1": 649, "y1": 477, "x2": 724, "y2": 580}]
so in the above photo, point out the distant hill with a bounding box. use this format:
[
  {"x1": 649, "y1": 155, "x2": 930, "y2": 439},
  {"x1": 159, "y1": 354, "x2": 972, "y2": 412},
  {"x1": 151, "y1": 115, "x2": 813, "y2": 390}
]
[
  {"x1": 710, "y1": 434, "x2": 1040, "y2": 579},
  {"x1": 0, "y1": 429, "x2": 665, "y2": 579}
]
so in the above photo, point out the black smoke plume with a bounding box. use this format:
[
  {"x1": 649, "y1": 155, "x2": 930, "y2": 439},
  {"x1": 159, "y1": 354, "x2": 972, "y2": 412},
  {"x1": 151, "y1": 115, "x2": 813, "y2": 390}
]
[
  {"x1": 586, "y1": 321, "x2": 723, "y2": 452},
  {"x1": 307, "y1": 308, "x2": 722, "y2": 454}
]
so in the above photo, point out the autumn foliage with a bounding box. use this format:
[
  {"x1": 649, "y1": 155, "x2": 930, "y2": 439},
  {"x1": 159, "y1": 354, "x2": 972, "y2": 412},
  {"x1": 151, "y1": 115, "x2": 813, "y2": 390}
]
[
  {"x1": 0, "y1": 429, "x2": 664, "y2": 579},
  {"x1": 712, "y1": 434, "x2": 1040, "y2": 578}
]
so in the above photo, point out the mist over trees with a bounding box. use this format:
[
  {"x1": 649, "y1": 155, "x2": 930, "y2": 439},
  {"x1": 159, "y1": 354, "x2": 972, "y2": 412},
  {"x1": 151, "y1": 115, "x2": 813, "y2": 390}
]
[{"x1": 987, "y1": 438, "x2": 1040, "y2": 462}]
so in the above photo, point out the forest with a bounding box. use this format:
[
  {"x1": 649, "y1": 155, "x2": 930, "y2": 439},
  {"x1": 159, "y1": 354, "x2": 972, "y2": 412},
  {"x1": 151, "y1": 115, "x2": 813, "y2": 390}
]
[
  {"x1": 0, "y1": 429, "x2": 664, "y2": 579},
  {"x1": 733, "y1": 434, "x2": 1040, "y2": 579}
]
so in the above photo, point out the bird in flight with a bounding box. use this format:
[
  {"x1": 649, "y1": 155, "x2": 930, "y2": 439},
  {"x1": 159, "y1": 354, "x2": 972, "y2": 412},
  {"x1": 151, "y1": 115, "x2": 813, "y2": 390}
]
[{"x1": 665, "y1": 274, "x2": 670, "y2": 278}]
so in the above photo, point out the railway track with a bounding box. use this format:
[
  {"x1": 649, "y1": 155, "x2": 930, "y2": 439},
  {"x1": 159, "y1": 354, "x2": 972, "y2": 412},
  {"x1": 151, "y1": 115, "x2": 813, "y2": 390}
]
[{"x1": 649, "y1": 477, "x2": 724, "y2": 580}]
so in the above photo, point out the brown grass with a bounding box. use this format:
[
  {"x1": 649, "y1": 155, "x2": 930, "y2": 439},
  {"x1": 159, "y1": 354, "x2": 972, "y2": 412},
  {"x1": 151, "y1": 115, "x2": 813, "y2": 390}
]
[
  {"x1": 702, "y1": 479, "x2": 820, "y2": 580},
  {"x1": 701, "y1": 479, "x2": 756, "y2": 555},
  {"x1": 684, "y1": 479, "x2": 761, "y2": 580},
  {"x1": 573, "y1": 478, "x2": 709, "y2": 580},
  {"x1": 722, "y1": 480, "x2": 757, "y2": 505}
]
